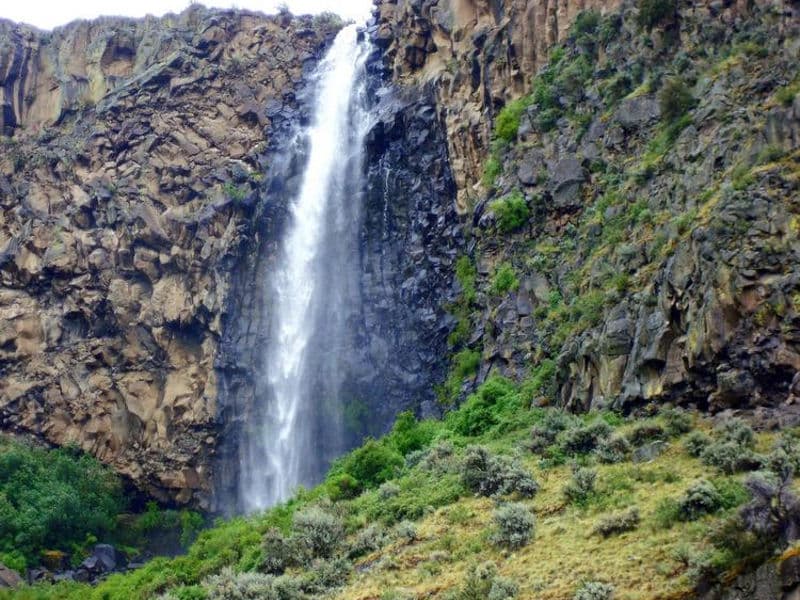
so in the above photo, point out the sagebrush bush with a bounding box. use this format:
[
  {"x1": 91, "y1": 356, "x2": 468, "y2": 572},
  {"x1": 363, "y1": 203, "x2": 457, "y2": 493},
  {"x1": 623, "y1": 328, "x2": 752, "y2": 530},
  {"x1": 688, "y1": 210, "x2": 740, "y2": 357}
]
[
  {"x1": 718, "y1": 418, "x2": 755, "y2": 447},
  {"x1": 379, "y1": 481, "x2": 401, "y2": 500},
  {"x1": 574, "y1": 581, "x2": 615, "y2": 600},
  {"x1": 677, "y1": 479, "x2": 722, "y2": 521},
  {"x1": 347, "y1": 523, "x2": 387, "y2": 559},
  {"x1": 684, "y1": 431, "x2": 711, "y2": 457},
  {"x1": 563, "y1": 467, "x2": 598, "y2": 505},
  {"x1": 204, "y1": 567, "x2": 297, "y2": 600},
  {"x1": 448, "y1": 562, "x2": 518, "y2": 600},
  {"x1": 420, "y1": 440, "x2": 458, "y2": 473},
  {"x1": 701, "y1": 441, "x2": 762, "y2": 474},
  {"x1": 661, "y1": 408, "x2": 693, "y2": 436},
  {"x1": 626, "y1": 422, "x2": 666, "y2": 446},
  {"x1": 595, "y1": 435, "x2": 631, "y2": 464},
  {"x1": 768, "y1": 433, "x2": 800, "y2": 477},
  {"x1": 292, "y1": 507, "x2": 344, "y2": 560},
  {"x1": 593, "y1": 507, "x2": 640, "y2": 537},
  {"x1": 491, "y1": 503, "x2": 535, "y2": 549},
  {"x1": 560, "y1": 421, "x2": 612, "y2": 455},
  {"x1": 298, "y1": 557, "x2": 351, "y2": 594},
  {"x1": 261, "y1": 528, "x2": 300, "y2": 574},
  {"x1": 461, "y1": 446, "x2": 539, "y2": 498},
  {"x1": 395, "y1": 520, "x2": 418, "y2": 544},
  {"x1": 530, "y1": 411, "x2": 576, "y2": 453}
]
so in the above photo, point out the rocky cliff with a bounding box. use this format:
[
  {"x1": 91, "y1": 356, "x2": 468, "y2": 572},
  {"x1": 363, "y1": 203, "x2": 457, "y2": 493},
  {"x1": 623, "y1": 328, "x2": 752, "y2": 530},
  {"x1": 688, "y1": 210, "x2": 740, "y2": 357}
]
[
  {"x1": 0, "y1": 7, "x2": 341, "y2": 507},
  {"x1": 371, "y1": 0, "x2": 800, "y2": 423}
]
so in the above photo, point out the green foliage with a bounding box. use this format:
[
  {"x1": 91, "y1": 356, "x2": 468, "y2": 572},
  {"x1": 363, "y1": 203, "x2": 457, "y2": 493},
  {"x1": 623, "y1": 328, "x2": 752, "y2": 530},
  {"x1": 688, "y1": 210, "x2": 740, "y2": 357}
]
[
  {"x1": 571, "y1": 10, "x2": 601, "y2": 38},
  {"x1": 661, "y1": 408, "x2": 693, "y2": 436},
  {"x1": 222, "y1": 182, "x2": 248, "y2": 202},
  {"x1": 448, "y1": 562, "x2": 518, "y2": 600},
  {"x1": 490, "y1": 263, "x2": 519, "y2": 295},
  {"x1": 593, "y1": 507, "x2": 640, "y2": 537},
  {"x1": 491, "y1": 191, "x2": 530, "y2": 233},
  {"x1": 560, "y1": 421, "x2": 612, "y2": 455},
  {"x1": 494, "y1": 97, "x2": 531, "y2": 143},
  {"x1": 595, "y1": 435, "x2": 632, "y2": 464},
  {"x1": 684, "y1": 431, "x2": 712, "y2": 457},
  {"x1": 329, "y1": 439, "x2": 404, "y2": 493},
  {"x1": 636, "y1": 0, "x2": 677, "y2": 30},
  {"x1": 563, "y1": 467, "x2": 598, "y2": 506},
  {"x1": 677, "y1": 479, "x2": 723, "y2": 521},
  {"x1": 461, "y1": 446, "x2": 539, "y2": 498},
  {"x1": 775, "y1": 80, "x2": 800, "y2": 107},
  {"x1": 439, "y1": 349, "x2": 482, "y2": 405},
  {"x1": 659, "y1": 78, "x2": 695, "y2": 123},
  {"x1": 386, "y1": 412, "x2": 440, "y2": 456},
  {"x1": 292, "y1": 506, "x2": 344, "y2": 560},
  {"x1": 455, "y1": 256, "x2": 478, "y2": 304},
  {"x1": 0, "y1": 438, "x2": 124, "y2": 565},
  {"x1": 491, "y1": 503, "x2": 535, "y2": 549},
  {"x1": 574, "y1": 581, "x2": 615, "y2": 600},
  {"x1": 483, "y1": 155, "x2": 503, "y2": 187},
  {"x1": 448, "y1": 377, "x2": 525, "y2": 437}
]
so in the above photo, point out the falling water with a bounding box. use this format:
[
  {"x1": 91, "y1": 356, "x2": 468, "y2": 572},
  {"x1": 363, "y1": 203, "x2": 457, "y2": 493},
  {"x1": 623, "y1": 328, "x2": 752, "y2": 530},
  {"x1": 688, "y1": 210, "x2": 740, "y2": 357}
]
[{"x1": 239, "y1": 25, "x2": 371, "y2": 512}]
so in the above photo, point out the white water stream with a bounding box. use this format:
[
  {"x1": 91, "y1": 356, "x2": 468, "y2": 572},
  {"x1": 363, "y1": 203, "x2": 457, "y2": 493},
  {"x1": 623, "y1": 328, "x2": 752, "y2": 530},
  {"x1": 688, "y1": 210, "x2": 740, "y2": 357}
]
[{"x1": 239, "y1": 25, "x2": 371, "y2": 512}]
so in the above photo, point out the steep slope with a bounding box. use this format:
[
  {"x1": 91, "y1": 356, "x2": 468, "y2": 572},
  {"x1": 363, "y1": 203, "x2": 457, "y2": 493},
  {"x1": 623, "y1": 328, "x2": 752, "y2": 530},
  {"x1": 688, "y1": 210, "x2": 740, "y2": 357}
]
[
  {"x1": 0, "y1": 7, "x2": 341, "y2": 507},
  {"x1": 374, "y1": 0, "x2": 800, "y2": 418}
]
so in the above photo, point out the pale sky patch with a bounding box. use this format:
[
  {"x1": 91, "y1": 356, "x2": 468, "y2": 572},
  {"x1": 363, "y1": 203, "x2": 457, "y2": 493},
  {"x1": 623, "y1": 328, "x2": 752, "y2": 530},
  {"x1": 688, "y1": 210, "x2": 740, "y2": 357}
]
[{"x1": 1, "y1": 0, "x2": 373, "y2": 31}]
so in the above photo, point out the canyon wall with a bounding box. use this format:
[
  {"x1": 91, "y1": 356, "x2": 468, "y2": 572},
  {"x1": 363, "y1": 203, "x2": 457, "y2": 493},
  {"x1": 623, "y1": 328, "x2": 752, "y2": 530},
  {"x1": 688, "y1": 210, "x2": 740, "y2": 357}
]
[{"x1": 0, "y1": 7, "x2": 341, "y2": 507}]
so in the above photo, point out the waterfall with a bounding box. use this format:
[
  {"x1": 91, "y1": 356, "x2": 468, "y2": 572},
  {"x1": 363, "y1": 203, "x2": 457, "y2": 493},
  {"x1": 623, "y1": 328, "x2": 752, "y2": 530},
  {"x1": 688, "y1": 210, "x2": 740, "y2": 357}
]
[{"x1": 238, "y1": 25, "x2": 372, "y2": 512}]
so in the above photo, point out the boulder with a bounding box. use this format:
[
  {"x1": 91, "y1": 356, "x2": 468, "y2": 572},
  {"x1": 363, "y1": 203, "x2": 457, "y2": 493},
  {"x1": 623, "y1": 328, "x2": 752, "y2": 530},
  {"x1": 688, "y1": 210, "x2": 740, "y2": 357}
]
[{"x1": 0, "y1": 563, "x2": 22, "y2": 588}]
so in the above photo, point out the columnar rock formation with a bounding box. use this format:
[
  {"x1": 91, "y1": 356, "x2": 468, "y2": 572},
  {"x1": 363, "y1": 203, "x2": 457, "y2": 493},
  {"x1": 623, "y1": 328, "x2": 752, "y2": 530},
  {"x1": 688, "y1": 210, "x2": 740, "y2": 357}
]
[{"x1": 0, "y1": 7, "x2": 340, "y2": 507}]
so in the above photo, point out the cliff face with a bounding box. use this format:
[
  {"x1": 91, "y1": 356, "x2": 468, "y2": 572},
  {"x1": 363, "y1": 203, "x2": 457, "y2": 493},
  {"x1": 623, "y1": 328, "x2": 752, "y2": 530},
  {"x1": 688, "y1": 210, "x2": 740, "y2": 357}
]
[
  {"x1": 371, "y1": 0, "x2": 800, "y2": 420},
  {"x1": 371, "y1": 0, "x2": 624, "y2": 211},
  {"x1": 0, "y1": 7, "x2": 340, "y2": 507}
]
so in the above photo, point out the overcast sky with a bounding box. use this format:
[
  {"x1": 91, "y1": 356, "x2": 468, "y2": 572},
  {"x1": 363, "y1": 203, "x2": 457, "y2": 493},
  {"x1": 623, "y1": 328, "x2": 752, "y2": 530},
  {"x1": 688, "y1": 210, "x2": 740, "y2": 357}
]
[{"x1": 1, "y1": 0, "x2": 373, "y2": 30}]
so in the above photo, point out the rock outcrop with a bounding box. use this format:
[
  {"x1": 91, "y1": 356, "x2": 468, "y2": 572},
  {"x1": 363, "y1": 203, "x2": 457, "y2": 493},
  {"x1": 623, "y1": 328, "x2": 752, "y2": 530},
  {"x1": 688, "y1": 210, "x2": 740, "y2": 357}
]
[
  {"x1": 370, "y1": 0, "x2": 800, "y2": 419},
  {"x1": 371, "y1": 0, "x2": 623, "y2": 210},
  {"x1": 0, "y1": 6, "x2": 341, "y2": 507}
]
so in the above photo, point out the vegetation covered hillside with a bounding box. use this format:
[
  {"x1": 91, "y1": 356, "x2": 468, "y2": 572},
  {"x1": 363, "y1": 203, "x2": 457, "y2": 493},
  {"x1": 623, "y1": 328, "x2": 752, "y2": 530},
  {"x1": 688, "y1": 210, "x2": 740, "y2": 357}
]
[{"x1": 4, "y1": 376, "x2": 799, "y2": 599}]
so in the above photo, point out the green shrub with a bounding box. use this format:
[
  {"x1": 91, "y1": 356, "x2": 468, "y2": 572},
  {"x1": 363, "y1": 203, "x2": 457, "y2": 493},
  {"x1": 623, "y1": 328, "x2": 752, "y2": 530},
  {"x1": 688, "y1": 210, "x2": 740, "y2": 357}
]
[
  {"x1": 572, "y1": 10, "x2": 601, "y2": 37},
  {"x1": 563, "y1": 467, "x2": 598, "y2": 506},
  {"x1": 654, "y1": 497, "x2": 682, "y2": 529},
  {"x1": 461, "y1": 446, "x2": 539, "y2": 498},
  {"x1": 394, "y1": 521, "x2": 418, "y2": 544},
  {"x1": 776, "y1": 81, "x2": 800, "y2": 107},
  {"x1": 574, "y1": 581, "x2": 615, "y2": 600},
  {"x1": 490, "y1": 263, "x2": 520, "y2": 295},
  {"x1": 637, "y1": 0, "x2": 677, "y2": 30},
  {"x1": 593, "y1": 507, "x2": 640, "y2": 537},
  {"x1": 292, "y1": 507, "x2": 344, "y2": 560},
  {"x1": 659, "y1": 78, "x2": 695, "y2": 123},
  {"x1": 483, "y1": 155, "x2": 503, "y2": 187},
  {"x1": 387, "y1": 411, "x2": 440, "y2": 456},
  {"x1": 494, "y1": 97, "x2": 531, "y2": 142},
  {"x1": 455, "y1": 256, "x2": 478, "y2": 304},
  {"x1": 661, "y1": 408, "x2": 693, "y2": 436},
  {"x1": 491, "y1": 191, "x2": 530, "y2": 233},
  {"x1": 530, "y1": 411, "x2": 576, "y2": 453},
  {"x1": 331, "y1": 439, "x2": 403, "y2": 491},
  {"x1": 717, "y1": 418, "x2": 755, "y2": 447},
  {"x1": 0, "y1": 438, "x2": 124, "y2": 564},
  {"x1": 448, "y1": 376, "x2": 523, "y2": 436},
  {"x1": 298, "y1": 557, "x2": 351, "y2": 594},
  {"x1": 684, "y1": 431, "x2": 712, "y2": 457},
  {"x1": 260, "y1": 528, "x2": 300, "y2": 574},
  {"x1": 595, "y1": 435, "x2": 632, "y2": 464},
  {"x1": 204, "y1": 567, "x2": 290, "y2": 600},
  {"x1": 491, "y1": 503, "x2": 535, "y2": 549},
  {"x1": 701, "y1": 441, "x2": 762, "y2": 474},
  {"x1": 560, "y1": 421, "x2": 613, "y2": 455},
  {"x1": 677, "y1": 480, "x2": 723, "y2": 521},
  {"x1": 347, "y1": 524, "x2": 387, "y2": 559},
  {"x1": 449, "y1": 562, "x2": 518, "y2": 600}
]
